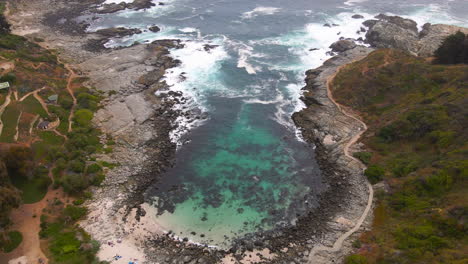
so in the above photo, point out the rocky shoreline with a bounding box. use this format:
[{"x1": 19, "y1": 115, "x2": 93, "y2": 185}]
[{"x1": 5, "y1": 1, "x2": 468, "y2": 263}]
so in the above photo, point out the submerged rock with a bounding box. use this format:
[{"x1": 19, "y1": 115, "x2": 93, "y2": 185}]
[
  {"x1": 352, "y1": 14, "x2": 364, "y2": 19},
  {"x1": 149, "y1": 25, "x2": 161, "y2": 32}
]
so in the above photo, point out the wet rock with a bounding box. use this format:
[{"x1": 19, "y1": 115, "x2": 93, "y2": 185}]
[
  {"x1": 364, "y1": 14, "x2": 468, "y2": 56},
  {"x1": 329, "y1": 40, "x2": 357, "y2": 53},
  {"x1": 96, "y1": 27, "x2": 142, "y2": 38},
  {"x1": 203, "y1": 44, "x2": 219, "y2": 51},
  {"x1": 149, "y1": 25, "x2": 161, "y2": 32},
  {"x1": 352, "y1": 14, "x2": 364, "y2": 19}
]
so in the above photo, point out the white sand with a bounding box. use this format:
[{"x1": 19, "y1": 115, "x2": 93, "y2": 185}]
[{"x1": 81, "y1": 200, "x2": 165, "y2": 264}]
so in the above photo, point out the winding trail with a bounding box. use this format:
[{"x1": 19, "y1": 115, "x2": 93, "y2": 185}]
[
  {"x1": 307, "y1": 64, "x2": 374, "y2": 262},
  {"x1": 62, "y1": 62, "x2": 78, "y2": 133},
  {"x1": 0, "y1": 91, "x2": 12, "y2": 137}
]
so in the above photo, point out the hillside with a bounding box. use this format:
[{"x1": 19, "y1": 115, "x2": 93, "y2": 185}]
[
  {"x1": 0, "y1": 13, "x2": 108, "y2": 263},
  {"x1": 331, "y1": 49, "x2": 467, "y2": 263}
]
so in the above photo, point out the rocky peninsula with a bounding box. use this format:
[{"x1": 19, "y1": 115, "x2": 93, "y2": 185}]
[{"x1": 4, "y1": 0, "x2": 467, "y2": 263}]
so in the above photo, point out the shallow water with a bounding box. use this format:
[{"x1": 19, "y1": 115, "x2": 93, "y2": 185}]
[{"x1": 87, "y1": 0, "x2": 468, "y2": 248}]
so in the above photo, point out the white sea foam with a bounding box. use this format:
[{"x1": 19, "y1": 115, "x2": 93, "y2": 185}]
[
  {"x1": 162, "y1": 39, "x2": 229, "y2": 144},
  {"x1": 179, "y1": 27, "x2": 198, "y2": 33},
  {"x1": 344, "y1": 0, "x2": 369, "y2": 7},
  {"x1": 104, "y1": 0, "x2": 133, "y2": 4},
  {"x1": 402, "y1": 4, "x2": 468, "y2": 29},
  {"x1": 241, "y1": 7, "x2": 281, "y2": 19}
]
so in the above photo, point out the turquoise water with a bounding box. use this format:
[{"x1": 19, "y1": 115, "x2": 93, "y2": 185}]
[
  {"x1": 86, "y1": 0, "x2": 468, "y2": 248},
  {"x1": 146, "y1": 101, "x2": 321, "y2": 247}
]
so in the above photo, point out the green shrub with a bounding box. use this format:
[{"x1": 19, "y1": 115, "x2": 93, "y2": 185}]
[
  {"x1": 64, "y1": 205, "x2": 87, "y2": 221},
  {"x1": 434, "y1": 31, "x2": 468, "y2": 64},
  {"x1": 68, "y1": 160, "x2": 86, "y2": 173},
  {"x1": 74, "y1": 109, "x2": 94, "y2": 127},
  {"x1": 345, "y1": 255, "x2": 368, "y2": 264},
  {"x1": 86, "y1": 163, "x2": 102, "y2": 174},
  {"x1": 353, "y1": 151, "x2": 372, "y2": 165},
  {"x1": 73, "y1": 199, "x2": 84, "y2": 206},
  {"x1": 77, "y1": 92, "x2": 100, "y2": 111},
  {"x1": 0, "y1": 231, "x2": 22, "y2": 253},
  {"x1": 0, "y1": 34, "x2": 26, "y2": 49},
  {"x1": 0, "y1": 73, "x2": 16, "y2": 84},
  {"x1": 364, "y1": 165, "x2": 385, "y2": 184},
  {"x1": 59, "y1": 97, "x2": 74, "y2": 110},
  {"x1": 61, "y1": 174, "x2": 88, "y2": 193},
  {"x1": 91, "y1": 173, "x2": 105, "y2": 186}
]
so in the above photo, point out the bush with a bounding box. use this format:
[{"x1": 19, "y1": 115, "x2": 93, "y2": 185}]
[
  {"x1": 73, "y1": 109, "x2": 94, "y2": 127},
  {"x1": 345, "y1": 255, "x2": 368, "y2": 264},
  {"x1": 0, "y1": 231, "x2": 22, "y2": 253},
  {"x1": 86, "y1": 163, "x2": 102, "y2": 174},
  {"x1": 0, "y1": 73, "x2": 16, "y2": 84},
  {"x1": 61, "y1": 174, "x2": 88, "y2": 193},
  {"x1": 64, "y1": 205, "x2": 87, "y2": 221},
  {"x1": 77, "y1": 92, "x2": 100, "y2": 111},
  {"x1": 434, "y1": 31, "x2": 468, "y2": 64},
  {"x1": 364, "y1": 165, "x2": 385, "y2": 184},
  {"x1": 68, "y1": 160, "x2": 85, "y2": 173},
  {"x1": 59, "y1": 97, "x2": 74, "y2": 110},
  {"x1": 353, "y1": 151, "x2": 372, "y2": 165}
]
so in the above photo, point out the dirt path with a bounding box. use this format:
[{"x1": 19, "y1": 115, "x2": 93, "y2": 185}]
[
  {"x1": 33, "y1": 91, "x2": 50, "y2": 116},
  {"x1": 0, "y1": 186, "x2": 67, "y2": 264},
  {"x1": 0, "y1": 91, "x2": 12, "y2": 137},
  {"x1": 307, "y1": 64, "x2": 374, "y2": 262},
  {"x1": 60, "y1": 62, "x2": 78, "y2": 133},
  {"x1": 18, "y1": 86, "x2": 46, "y2": 102}
]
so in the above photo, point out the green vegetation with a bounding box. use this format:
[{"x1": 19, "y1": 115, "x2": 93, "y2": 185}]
[
  {"x1": 21, "y1": 95, "x2": 48, "y2": 118},
  {"x1": 434, "y1": 31, "x2": 468, "y2": 64},
  {"x1": 0, "y1": 231, "x2": 23, "y2": 253},
  {"x1": 40, "y1": 219, "x2": 100, "y2": 264},
  {"x1": 345, "y1": 255, "x2": 368, "y2": 264},
  {"x1": 0, "y1": 102, "x2": 20, "y2": 142},
  {"x1": 0, "y1": 15, "x2": 108, "y2": 262},
  {"x1": 353, "y1": 151, "x2": 372, "y2": 165},
  {"x1": 333, "y1": 49, "x2": 467, "y2": 263}
]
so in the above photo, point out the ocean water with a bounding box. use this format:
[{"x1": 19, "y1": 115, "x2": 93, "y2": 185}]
[{"x1": 86, "y1": 0, "x2": 468, "y2": 248}]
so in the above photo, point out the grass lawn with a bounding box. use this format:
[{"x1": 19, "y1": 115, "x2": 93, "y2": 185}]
[
  {"x1": 21, "y1": 95, "x2": 48, "y2": 118},
  {"x1": 10, "y1": 174, "x2": 50, "y2": 204},
  {"x1": 0, "y1": 102, "x2": 20, "y2": 142},
  {"x1": 0, "y1": 231, "x2": 23, "y2": 253},
  {"x1": 38, "y1": 131, "x2": 65, "y2": 145}
]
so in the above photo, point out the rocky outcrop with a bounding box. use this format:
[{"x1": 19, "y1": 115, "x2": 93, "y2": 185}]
[
  {"x1": 97, "y1": 0, "x2": 156, "y2": 14},
  {"x1": 292, "y1": 46, "x2": 375, "y2": 264},
  {"x1": 96, "y1": 27, "x2": 142, "y2": 38},
  {"x1": 148, "y1": 25, "x2": 160, "y2": 33},
  {"x1": 364, "y1": 14, "x2": 468, "y2": 56},
  {"x1": 329, "y1": 40, "x2": 357, "y2": 53}
]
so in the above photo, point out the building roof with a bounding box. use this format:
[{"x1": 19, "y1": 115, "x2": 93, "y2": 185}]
[
  {"x1": 38, "y1": 121, "x2": 50, "y2": 129},
  {"x1": 48, "y1": 94, "x2": 58, "y2": 101}
]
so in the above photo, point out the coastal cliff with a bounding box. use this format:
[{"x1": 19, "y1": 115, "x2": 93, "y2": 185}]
[{"x1": 293, "y1": 14, "x2": 468, "y2": 264}]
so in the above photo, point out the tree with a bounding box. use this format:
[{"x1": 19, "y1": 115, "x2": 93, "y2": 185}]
[
  {"x1": 73, "y1": 109, "x2": 93, "y2": 127},
  {"x1": 4, "y1": 147, "x2": 34, "y2": 178},
  {"x1": 434, "y1": 31, "x2": 468, "y2": 64},
  {"x1": 365, "y1": 165, "x2": 385, "y2": 184},
  {"x1": 0, "y1": 14, "x2": 11, "y2": 35}
]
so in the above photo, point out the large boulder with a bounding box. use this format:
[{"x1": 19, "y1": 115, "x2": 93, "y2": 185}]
[
  {"x1": 329, "y1": 40, "x2": 357, "y2": 53},
  {"x1": 418, "y1": 23, "x2": 468, "y2": 57},
  {"x1": 364, "y1": 15, "x2": 419, "y2": 55},
  {"x1": 363, "y1": 14, "x2": 468, "y2": 56}
]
